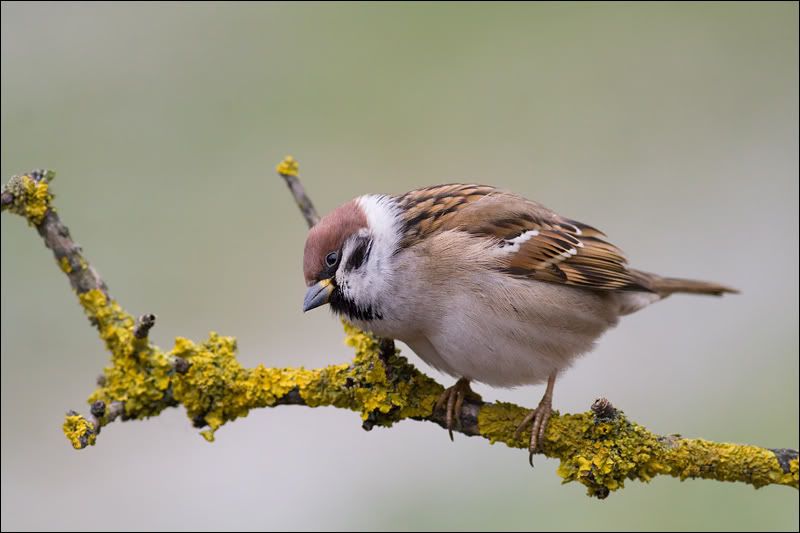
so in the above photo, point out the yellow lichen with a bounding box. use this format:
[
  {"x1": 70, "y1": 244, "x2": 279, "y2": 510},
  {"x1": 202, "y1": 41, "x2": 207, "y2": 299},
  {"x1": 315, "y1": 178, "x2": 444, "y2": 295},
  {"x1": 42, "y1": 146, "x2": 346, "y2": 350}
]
[
  {"x1": 1, "y1": 172, "x2": 54, "y2": 226},
  {"x1": 63, "y1": 414, "x2": 96, "y2": 449},
  {"x1": 480, "y1": 403, "x2": 797, "y2": 497},
  {"x1": 477, "y1": 400, "x2": 536, "y2": 447},
  {"x1": 339, "y1": 322, "x2": 441, "y2": 422},
  {"x1": 78, "y1": 289, "x2": 136, "y2": 358},
  {"x1": 164, "y1": 321, "x2": 442, "y2": 442},
  {"x1": 79, "y1": 289, "x2": 173, "y2": 419},
  {"x1": 275, "y1": 155, "x2": 299, "y2": 177},
  {"x1": 170, "y1": 332, "x2": 253, "y2": 440},
  {"x1": 59, "y1": 257, "x2": 72, "y2": 273},
  {"x1": 24, "y1": 178, "x2": 51, "y2": 225},
  {"x1": 788, "y1": 459, "x2": 799, "y2": 486}
]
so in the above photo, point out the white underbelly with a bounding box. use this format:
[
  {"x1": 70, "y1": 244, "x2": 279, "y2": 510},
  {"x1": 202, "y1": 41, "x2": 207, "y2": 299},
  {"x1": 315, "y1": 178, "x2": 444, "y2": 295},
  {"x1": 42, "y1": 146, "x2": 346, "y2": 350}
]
[
  {"x1": 355, "y1": 276, "x2": 620, "y2": 388},
  {"x1": 348, "y1": 231, "x2": 624, "y2": 388}
]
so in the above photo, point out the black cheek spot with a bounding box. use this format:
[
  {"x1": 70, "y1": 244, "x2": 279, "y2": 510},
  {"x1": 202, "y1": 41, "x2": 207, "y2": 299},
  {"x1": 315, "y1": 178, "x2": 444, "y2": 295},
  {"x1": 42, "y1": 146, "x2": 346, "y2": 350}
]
[{"x1": 345, "y1": 239, "x2": 371, "y2": 272}]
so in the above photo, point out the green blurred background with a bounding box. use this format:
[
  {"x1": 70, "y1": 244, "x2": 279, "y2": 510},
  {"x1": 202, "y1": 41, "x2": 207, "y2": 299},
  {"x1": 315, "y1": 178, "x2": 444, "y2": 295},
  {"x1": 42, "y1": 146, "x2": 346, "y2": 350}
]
[{"x1": 2, "y1": 2, "x2": 797, "y2": 531}]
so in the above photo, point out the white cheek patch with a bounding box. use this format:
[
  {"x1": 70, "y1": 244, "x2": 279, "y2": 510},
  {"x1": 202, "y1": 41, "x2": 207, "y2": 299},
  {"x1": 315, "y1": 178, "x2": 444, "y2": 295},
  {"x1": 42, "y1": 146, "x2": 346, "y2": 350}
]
[
  {"x1": 336, "y1": 195, "x2": 402, "y2": 317},
  {"x1": 356, "y1": 195, "x2": 402, "y2": 252}
]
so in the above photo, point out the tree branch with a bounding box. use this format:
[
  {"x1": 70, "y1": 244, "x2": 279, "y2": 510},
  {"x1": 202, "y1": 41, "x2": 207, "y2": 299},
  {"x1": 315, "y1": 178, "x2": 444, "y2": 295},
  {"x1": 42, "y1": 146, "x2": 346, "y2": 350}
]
[{"x1": 2, "y1": 162, "x2": 797, "y2": 499}]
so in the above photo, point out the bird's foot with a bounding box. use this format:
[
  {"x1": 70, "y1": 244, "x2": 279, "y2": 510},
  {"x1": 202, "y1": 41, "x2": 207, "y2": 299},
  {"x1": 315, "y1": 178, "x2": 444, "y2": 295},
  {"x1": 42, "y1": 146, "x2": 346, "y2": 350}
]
[
  {"x1": 514, "y1": 391, "x2": 554, "y2": 466},
  {"x1": 434, "y1": 378, "x2": 481, "y2": 440}
]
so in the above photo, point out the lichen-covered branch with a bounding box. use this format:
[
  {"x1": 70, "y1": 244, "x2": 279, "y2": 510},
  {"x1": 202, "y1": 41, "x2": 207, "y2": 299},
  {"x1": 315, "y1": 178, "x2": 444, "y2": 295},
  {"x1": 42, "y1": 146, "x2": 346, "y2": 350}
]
[
  {"x1": 2, "y1": 163, "x2": 797, "y2": 499},
  {"x1": 2, "y1": 170, "x2": 108, "y2": 296}
]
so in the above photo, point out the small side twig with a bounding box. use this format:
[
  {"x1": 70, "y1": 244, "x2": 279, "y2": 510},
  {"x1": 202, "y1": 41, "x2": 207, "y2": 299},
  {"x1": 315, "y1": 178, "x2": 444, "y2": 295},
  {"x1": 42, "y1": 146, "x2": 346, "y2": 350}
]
[
  {"x1": 133, "y1": 313, "x2": 157, "y2": 339},
  {"x1": 591, "y1": 397, "x2": 618, "y2": 422},
  {"x1": 275, "y1": 155, "x2": 320, "y2": 228},
  {"x1": 173, "y1": 357, "x2": 191, "y2": 374}
]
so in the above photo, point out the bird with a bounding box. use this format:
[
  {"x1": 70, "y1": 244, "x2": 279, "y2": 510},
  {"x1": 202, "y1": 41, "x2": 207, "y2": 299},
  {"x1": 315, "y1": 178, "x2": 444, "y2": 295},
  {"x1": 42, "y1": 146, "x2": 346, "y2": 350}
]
[{"x1": 301, "y1": 183, "x2": 737, "y2": 462}]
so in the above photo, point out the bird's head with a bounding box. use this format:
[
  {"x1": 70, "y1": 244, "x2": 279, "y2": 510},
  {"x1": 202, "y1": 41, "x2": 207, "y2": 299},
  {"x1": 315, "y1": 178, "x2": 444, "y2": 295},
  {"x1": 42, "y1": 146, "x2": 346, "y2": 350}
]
[{"x1": 302, "y1": 195, "x2": 400, "y2": 321}]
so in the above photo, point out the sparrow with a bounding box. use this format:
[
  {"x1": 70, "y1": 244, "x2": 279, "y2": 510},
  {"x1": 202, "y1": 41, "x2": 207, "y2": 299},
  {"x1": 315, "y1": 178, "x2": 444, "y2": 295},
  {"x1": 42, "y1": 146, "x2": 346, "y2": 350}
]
[{"x1": 301, "y1": 183, "x2": 737, "y2": 461}]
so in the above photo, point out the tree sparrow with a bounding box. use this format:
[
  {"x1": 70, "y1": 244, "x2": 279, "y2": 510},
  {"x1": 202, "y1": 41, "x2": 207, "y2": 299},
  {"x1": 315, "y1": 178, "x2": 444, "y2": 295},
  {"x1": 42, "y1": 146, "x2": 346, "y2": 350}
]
[{"x1": 301, "y1": 184, "x2": 737, "y2": 461}]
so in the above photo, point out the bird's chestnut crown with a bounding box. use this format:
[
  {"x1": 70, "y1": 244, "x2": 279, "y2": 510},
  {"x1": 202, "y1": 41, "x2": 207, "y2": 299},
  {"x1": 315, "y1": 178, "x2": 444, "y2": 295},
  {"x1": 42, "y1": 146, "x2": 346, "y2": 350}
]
[{"x1": 303, "y1": 199, "x2": 367, "y2": 286}]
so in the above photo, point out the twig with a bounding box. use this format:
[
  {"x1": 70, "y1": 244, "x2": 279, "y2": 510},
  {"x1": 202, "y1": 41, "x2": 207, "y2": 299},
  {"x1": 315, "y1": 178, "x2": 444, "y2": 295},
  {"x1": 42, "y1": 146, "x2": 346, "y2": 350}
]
[
  {"x1": 1, "y1": 170, "x2": 108, "y2": 297},
  {"x1": 275, "y1": 155, "x2": 319, "y2": 228},
  {"x1": 134, "y1": 314, "x2": 157, "y2": 339}
]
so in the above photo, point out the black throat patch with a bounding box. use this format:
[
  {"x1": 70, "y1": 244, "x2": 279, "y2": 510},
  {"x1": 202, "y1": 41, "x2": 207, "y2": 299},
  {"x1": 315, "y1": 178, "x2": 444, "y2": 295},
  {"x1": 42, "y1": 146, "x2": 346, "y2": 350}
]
[{"x1": 329, "y1": 287, "x2": 383, "y2": 322}]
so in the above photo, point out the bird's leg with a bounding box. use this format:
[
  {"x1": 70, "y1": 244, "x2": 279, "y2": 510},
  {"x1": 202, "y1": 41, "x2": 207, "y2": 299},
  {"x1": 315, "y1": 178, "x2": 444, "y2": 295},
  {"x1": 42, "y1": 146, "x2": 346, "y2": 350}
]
[
  {"x1": 434, "y1": 377, "x2": 481, "y2": 440},
  {"x1": 514, "y1": 372, "x2": 557, "y2": 466}
]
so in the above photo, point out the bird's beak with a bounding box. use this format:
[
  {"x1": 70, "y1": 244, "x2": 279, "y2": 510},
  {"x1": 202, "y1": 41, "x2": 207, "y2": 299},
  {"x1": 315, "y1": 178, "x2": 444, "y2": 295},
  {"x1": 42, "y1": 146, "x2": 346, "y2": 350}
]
[{"x1": 303, "y1": 279, "x2": 333, "y2": 312}]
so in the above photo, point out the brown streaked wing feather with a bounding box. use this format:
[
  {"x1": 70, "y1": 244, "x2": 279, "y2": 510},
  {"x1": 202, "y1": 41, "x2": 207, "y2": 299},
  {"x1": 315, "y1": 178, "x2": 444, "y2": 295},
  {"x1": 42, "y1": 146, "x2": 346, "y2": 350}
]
[
  {"x1": 395, "y1": 184, "x2": 651, "y2": 292},
  {"x1": 396, "y1": 184, "x2": 497, "y2": 246}
]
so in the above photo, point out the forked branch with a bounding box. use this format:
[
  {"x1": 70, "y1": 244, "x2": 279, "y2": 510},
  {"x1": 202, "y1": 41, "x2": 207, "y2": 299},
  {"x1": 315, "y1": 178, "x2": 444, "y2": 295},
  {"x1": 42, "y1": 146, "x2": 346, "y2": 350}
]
[{"x1": 2, "y1": 160, "x2": 796, "y2": 499}]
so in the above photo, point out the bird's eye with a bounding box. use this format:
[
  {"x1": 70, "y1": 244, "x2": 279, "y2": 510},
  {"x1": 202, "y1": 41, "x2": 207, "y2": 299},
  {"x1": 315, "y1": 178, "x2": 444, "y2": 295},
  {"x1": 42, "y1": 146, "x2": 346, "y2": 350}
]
[{"x1": 325, "y1": 251, "x2": 338, "y2": 267}]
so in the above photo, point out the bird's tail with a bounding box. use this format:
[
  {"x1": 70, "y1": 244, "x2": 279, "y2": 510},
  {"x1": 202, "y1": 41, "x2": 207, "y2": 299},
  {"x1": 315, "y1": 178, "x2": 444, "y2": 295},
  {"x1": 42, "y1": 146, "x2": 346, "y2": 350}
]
[{"x1": 632, "y1": 270, "x2": 739, "y2": 297}]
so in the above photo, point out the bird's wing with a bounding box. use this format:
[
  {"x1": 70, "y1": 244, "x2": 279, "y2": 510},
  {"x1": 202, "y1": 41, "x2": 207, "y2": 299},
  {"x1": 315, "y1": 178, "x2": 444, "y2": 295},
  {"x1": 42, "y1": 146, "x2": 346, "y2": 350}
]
[{"x1": 395, "y1": 183, "x2": 651, "y2": 292}]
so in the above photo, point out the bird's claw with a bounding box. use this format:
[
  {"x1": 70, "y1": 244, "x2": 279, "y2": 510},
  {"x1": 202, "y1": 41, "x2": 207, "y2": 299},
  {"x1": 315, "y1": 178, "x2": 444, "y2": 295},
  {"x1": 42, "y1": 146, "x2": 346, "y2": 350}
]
[
  {"x1": 514, "y1": 399, "x2": 553, "y2": 467},
  {"x1": 435, "y1": 378, "x2": 481, "y2": 440}
]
